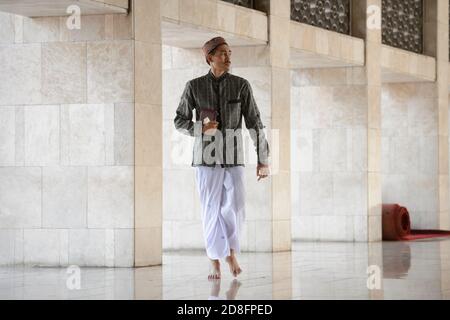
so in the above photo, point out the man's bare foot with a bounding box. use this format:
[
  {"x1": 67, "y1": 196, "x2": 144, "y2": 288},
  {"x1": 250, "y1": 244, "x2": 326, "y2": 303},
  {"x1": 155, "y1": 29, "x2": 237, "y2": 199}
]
[
  {"x1": 208, "y1": 259, "x2": 221, "y2": 280},
  {"x1": 225, "y1": 252, "x2": 242, "y2": 278}
]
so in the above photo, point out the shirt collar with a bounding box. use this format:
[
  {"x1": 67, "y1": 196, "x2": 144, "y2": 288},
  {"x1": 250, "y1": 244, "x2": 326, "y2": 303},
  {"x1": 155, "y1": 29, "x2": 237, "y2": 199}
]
[{"x1": 207, "y1": 69, "x2": 229, "y2": 83}]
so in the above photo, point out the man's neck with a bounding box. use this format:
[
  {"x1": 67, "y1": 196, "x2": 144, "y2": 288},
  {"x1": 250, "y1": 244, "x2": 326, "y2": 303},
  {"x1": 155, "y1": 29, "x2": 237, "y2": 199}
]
[{"x1": 210, "y1": 68, "x2": 227, "y2": 79}]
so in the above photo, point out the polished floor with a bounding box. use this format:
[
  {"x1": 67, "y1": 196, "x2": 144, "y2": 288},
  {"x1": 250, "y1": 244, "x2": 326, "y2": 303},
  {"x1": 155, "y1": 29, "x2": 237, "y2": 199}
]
[{"x1": 1, "y1": 239, "x2": 450, "y2": 300}]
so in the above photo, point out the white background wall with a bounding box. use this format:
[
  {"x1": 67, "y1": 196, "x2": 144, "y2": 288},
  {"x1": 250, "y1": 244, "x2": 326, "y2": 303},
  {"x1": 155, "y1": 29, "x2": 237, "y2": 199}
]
[
  {"x1": 291, "y1": 67, "x2": 441, "y2": 238},
  {"x1": 0, "y1": 12, "x2": 135, "y2": 266},
  {"x1": 381, "y1": 83, "x2": 439, "y2": 229},
  {"x1": 291, "y1": 67, "x2": 370, "y2": 241}
]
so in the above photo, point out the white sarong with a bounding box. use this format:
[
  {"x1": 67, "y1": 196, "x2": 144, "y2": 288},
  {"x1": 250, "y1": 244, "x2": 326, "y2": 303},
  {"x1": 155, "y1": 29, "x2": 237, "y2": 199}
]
[{"x1": 195, "y1": 166, "x2": 246, "y2": 260}]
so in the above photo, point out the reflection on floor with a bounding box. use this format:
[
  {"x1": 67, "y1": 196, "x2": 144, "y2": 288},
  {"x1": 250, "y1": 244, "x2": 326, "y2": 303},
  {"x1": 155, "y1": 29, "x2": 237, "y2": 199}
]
[{"x1": 1, "y1": 239, "x2": 450, "y2": 300}]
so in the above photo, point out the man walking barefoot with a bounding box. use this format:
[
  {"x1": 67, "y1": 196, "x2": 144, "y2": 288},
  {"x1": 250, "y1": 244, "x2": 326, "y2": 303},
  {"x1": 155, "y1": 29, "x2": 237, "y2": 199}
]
[{"x1": 174, "y1": 36, "x2": 270, "y2": 280}]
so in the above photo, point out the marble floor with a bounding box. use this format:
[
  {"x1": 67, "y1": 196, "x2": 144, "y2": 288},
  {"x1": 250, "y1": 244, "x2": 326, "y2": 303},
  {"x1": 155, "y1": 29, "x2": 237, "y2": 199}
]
[{"x1": 1, "y1": 239, "x2": 450, "y2": 300}]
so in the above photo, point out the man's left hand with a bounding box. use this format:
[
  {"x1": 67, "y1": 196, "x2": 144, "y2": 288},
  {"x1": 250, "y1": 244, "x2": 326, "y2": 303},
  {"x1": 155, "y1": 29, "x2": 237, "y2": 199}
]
[{"x1": 257, "y1": 163, "x2": 270, "y2": 181}]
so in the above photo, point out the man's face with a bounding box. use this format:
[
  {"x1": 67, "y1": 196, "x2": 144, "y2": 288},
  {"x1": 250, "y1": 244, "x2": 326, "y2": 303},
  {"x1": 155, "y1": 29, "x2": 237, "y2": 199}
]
[{"x1": 209, "y1": 44, "x2": 232, "y2": 71}]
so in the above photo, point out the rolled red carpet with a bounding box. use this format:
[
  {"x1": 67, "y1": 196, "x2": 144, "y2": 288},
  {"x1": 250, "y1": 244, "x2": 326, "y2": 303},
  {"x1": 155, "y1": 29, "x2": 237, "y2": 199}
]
[
  {"x1": 382, "y1": 204, "x2": 411, "y2": 241},
  {"x1": 382, "y1": 204, "x2": 450, "y2": 241}
]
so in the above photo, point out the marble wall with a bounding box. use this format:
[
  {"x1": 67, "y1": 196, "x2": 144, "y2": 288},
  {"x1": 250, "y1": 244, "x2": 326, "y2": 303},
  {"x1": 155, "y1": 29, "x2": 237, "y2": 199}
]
[
  {"x1": 162, "y1": 45, "x2": 275, "y2": 252},
  {"x1": 381, "y1": 83, "x2": 439, "y2": 229},
  {"x1": 291, "y1": 67, "x2": 370, "y2": 241},
  {"x1": 0, "y1": 12, "x2": 135, "y2": 266},
  {"x1": 162, "y1": 45, "x2": 207, "y2": 251},
  {"x1": 291, "y1": 69, "x2": 442, "y2": 236},
  {"x1": 1, "y1": 0, "x2": 446, "y2": 265}
]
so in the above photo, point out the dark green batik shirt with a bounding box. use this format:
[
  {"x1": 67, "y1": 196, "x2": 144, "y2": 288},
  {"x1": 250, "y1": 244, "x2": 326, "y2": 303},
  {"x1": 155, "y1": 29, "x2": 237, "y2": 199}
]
[{"x1": 174, "y1": 69, "x2": 270, "y2": 168}]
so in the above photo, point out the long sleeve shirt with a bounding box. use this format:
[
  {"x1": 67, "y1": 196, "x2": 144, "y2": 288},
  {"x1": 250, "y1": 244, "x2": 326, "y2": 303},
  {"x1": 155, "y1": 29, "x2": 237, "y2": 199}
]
[{"x1": 174, "y1": 69, "x2": 270, "y2": 168}]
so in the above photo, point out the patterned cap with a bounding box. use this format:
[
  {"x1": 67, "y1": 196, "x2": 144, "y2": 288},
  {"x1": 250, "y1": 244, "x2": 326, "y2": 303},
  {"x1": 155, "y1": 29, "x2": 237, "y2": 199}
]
[{"x1": 202, "y1": 36, "x2": 228, "y2": 65}]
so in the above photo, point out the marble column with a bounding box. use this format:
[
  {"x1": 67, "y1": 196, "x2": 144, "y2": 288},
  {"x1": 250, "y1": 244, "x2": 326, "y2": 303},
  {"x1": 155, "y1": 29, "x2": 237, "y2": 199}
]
[
  {"x1": 358, "y1": 2, "x2": 383, "y2": 286},
  {"x1": 352, "y1": 0, "x2": 383, "y2": 242},
  {"x1": 133, "y1": 0, "x2": 163, "y2": 267},
  {"x1": 435, "y1": 0, "x2": 450, "y2": 229},
  {"x1": 366, "y1": 0, "x2": 383, "y2": 241},
  {"x1": 269, "y1": 0, "x2": 292, "y2": 253},
  {"x1": 428, "y1": 0, "x2": 450, "y2": 296},
  {"x1": 268, "y1": 0, "x2": 292, "y2": 299},
  {"x1": 424, "y1": 0, "x2": 450, "y2": 229}
]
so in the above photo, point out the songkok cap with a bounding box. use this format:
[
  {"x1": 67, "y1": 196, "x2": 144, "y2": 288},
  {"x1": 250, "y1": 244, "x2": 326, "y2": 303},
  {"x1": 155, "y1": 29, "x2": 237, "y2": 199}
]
[{"x1": 202, "y1": 36, "x2": 228, "y2": 65}]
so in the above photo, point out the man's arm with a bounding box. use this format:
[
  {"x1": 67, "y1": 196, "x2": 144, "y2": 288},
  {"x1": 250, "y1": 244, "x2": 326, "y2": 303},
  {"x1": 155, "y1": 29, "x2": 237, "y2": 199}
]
[
  {"x1": 241, "y1": 80, "x2": 270, "y2": 166},
  {"x1": 174, "y1": 81, "x2": 201, "y2": 137}
]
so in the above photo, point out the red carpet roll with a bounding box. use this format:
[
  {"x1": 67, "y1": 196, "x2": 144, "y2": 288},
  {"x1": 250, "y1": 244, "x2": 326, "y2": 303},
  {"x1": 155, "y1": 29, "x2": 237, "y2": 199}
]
[{"x1": 382, "y1": 204, "x2": 411, "y2": 241}]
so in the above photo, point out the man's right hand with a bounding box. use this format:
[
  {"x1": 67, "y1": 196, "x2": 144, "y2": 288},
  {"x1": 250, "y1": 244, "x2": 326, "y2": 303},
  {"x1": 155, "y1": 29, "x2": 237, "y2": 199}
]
[{"x1": 202, "y1": 121, "x2": 219, "y2": 136}]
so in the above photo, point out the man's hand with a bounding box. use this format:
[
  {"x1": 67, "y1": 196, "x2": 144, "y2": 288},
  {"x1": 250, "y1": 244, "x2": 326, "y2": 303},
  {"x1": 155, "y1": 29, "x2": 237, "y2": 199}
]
[
  {"x1": 257, "y1": 163, "x2": 270, "y2": 181},
  {"x1": 202, "y1": 121, "x2": 219, "y2": 136}
]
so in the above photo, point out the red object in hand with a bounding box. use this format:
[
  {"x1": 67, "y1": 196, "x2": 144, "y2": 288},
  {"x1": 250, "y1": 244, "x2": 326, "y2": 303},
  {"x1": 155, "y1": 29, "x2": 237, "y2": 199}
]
[
  {"x1": 200, "y1": 108, "x2": 218, "y2": 124},
  {"x1": 382, "y1": 204, "x2": 411, "y2": 241}
]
